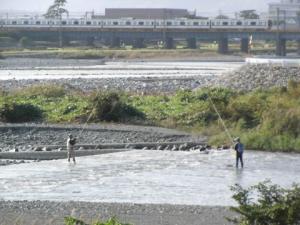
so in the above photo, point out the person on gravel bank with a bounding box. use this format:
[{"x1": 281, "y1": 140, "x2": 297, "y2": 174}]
[
  {"x1": 234, "y1": 137, "x2": 244, "y2": 168},
  {"x1": 67, "y1": 134, "x2": 76, "y2": 163}
]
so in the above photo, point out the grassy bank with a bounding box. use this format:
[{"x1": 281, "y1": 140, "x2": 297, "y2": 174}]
[
  {"x1": 0, "y1": 48, "x2": 243, "y2": 60},
  {"x1": 1, "y1": 82, "x2": 300, "y2": 152}
]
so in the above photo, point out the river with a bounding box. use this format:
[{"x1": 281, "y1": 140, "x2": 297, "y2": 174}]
[
  {"x1": 0, "y1": 150, "x2": 299, "y2": 206},
  {"x1": 0, "y1": 60, "x2": 243, "y2": 80}
]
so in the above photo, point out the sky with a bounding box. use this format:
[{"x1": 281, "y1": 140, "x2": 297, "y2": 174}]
[{"x1": 0, "y1": 0, "x2": 275, "y2": 16}]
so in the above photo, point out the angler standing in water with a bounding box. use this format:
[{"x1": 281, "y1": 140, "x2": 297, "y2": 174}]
[
  {"x1": 234, "y1": 137, "x2": 244, "y2": 168},
  {"x1": 67, "y1": 134, "x2": 76, "y2": 163}
]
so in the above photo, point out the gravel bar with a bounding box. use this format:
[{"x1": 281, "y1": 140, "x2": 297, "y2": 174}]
[{"x1": 0, "y1": 201, "x2": 236, "y2": 225}]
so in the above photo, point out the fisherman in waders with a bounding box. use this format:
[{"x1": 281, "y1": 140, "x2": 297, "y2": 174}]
[
  {"x1": 67, "y1": 134, "x2": 76, "y2": 163},
  {"x1": 234, "y1": 137, "x2": 244, "y2": 168}
]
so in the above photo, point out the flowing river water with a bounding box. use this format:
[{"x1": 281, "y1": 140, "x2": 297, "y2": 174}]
[
  {"x1": 1, "y1": 150, "x2": 299, "y2": 206},
  {"x1": 0, "y1": 60, "x2": 243, "y2": 80}
]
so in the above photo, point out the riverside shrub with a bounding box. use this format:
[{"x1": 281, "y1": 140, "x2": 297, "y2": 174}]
[
  {"x1": 64, "y1": 216, "x2": 132, "y2": 225},
  {"x1": 228, "y1": 181, "x2": 300, "y2": 225},
  {"x1": 0, "y1": 102, "x2": 43, "y2": 122},
  {"x1": 90, "y1": 91, "x2": 144, "y2": 122}
]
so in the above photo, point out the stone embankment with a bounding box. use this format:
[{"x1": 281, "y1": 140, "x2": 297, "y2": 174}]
[{"x1": 213, "y1": 64, "x2": 300, "y2": 91}]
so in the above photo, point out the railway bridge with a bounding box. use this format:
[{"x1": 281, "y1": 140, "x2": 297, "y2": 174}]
[{"x1": 1, "y1": 26, "x2": 300, "y2": 56}]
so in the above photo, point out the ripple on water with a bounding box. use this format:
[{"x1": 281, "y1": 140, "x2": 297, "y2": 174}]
[{"x1": 0, "y1": 150, "x2": 299, "y2": 205}]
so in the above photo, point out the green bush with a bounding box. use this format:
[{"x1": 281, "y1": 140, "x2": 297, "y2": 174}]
[
  {"x1": 19, "y1": 36, "x2": 33, "y2": 48},
  {"x1": 90, "y1": 91, "x2": 144, "y2": 122},
  {"x1": 15, "y1": 84, "x2": 67, "y2": 98},
  {"x1": 64, "y1": 216, "x2": 132, "y2": 225},
  {"x1": 0, "y1": 102, "x2": 43, "y2": 122},
  {"x1": 228, "y1": 181, "x2": 300, "y2": 225}
]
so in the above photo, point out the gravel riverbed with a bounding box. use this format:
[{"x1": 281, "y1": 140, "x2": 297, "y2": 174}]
[
  {"x1": 0, "y1": 201, "x2": 235, "y2": 225},
  {"x1": 0, "y1": 123, "x2": 198, "y2": 153},
  {"x1": 213, "y1": 64, "x2": 300, "y2": 91}
]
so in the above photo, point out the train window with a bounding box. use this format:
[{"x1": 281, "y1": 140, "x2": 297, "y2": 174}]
[
  {"x1": 250, "y1": 22, "x2": 256, "y2": 26},
  {"x1": 193, "y1": 22, "x2": 199, "y2": 26},
  {"x1": 138, "y1": 21, "x2": 144, "y2": 25},
  {"x1": 86, "y1": 21, "x2": 91, "y2": 25},
  {"x1": 167, "y1": 21, "x2": 172, "y2": 26},
  {"x1": 23, "y1": 21, "x2": 29, "y2": 25},
  {"x1": 74, "y1": 21, "x2": 79, "y2": 25},
  {"x1": 207, "y1": 22, "x2": 210, "y2": 25},
  {"x1": 236, "y1": 21, "x2": 242, "y2": 25},
  {"x1": 12, "y1": 21, "x2": 17, "y2": 25},
  {"x1": 180, "y1": 21, "x2": 185, "y2": 26},
  {"x1": 216, "y1": 22, "x2": 220, "y2": 25},
  {"x1": 35, "y1": 21, "x2": 41, "y2": 25},
  {"x1": 113, "y1": 21, "x2": 118, "y2": 25},
  {"x1": 222, "y1": 22, "x2": 228, "y2": 26},
  {"x1": 61, "y1": 21, "x2": 67, "y2": 25},
  {"x1": 126, "y1": 21, "x2": 131, "y2": 25}
]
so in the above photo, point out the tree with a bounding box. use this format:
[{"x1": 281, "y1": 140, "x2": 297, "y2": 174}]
[
  {"x1": 44, "y1": 0, "x2": 68, "y2": 19},
  {"x1": 44, "y1": 0, "x2": 68, "y2": 47},
  {"x1": 239, "y1": 10, "x2": 259, "y2": 19}
]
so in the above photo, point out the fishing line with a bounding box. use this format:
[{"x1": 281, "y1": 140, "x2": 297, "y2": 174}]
[
  {"x1": 77, "y1": 84, "x2": 101, "y2": 140},
  {"x1": 207, "y1": 92, "x2": 234, "y2": 145}
]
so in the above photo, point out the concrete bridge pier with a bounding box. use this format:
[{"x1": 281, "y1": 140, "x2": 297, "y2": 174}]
[
  {"x1": 133, "y1": 38, "x2": 145, "y2": 48},
  {"x1": 164, "y1": 37, "x2": 174, "y2": 49},
  {"x1": 110, "y1": 37, "x2": 121, "y2": 48},
  {"x1": 241, "y1": 38, "x2": 249, "y2": 53},
  {"x1": 276, "y1": 38, "x2": 286, "y2": 56},
  {"x1": 187, "y1": 37, "x2": 197, "y2": 49},
  {"x1": 218, "y1": 38, "x2": 228, "y2": 54}
]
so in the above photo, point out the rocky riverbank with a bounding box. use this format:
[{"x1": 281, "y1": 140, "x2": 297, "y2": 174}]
[
  {"x1": 1, "y1": 64, "x2": 300, "y2": 94},
  {"x1": 0, "y1": 123, "x2": 200, "y2": 153},
  {"x1": 213, "y1": 64, "x2": 300, "y2": 91},
  {"x1": 0, "y1": 76, "x2": 214, "y2": 94},
  {"x1": 0, "y1": 200, "x2": 236, "y2": 225}
]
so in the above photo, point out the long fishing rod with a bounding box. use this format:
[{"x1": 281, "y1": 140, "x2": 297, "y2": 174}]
[
  {"x1": 207, "y1": 93, "x2": 234, "y2": 145},
  {"x1": 77, "y1": 84, "x2": 101, "y2": 140}
]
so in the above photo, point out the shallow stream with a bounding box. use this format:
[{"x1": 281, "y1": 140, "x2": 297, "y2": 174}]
[{"x1": 1, "y1": 150, "x2": 299, "y2": 206}]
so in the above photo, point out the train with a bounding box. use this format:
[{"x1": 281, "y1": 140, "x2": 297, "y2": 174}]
[{"x1": 0, "y1": 17, "x2": 270, "y2": 30}]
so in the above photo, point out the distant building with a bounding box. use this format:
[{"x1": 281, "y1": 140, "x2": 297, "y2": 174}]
[
  {"x1": 269, "y1": 0, "x2": 300, "y2": 30},
  {"x1": 102, "y1": 8, "x2": 193, "y2": 19}
]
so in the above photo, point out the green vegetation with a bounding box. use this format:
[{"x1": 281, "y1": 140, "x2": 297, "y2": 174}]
[
  {"x1": 90, "y1": 91, "x2": 145, "y2": 122},
  {"x1": 19, "y1": 37, "x2": 33, "y2": 48},
  {"x1": 228, "y1": 181, "x2": 300, "y2": 225},
  {"x1": 1, "y1": 81, "x2": 300, "y2": 152},
  {"x1": 64, "y1": 216, "x2": 131, "y2": 225},
  {"x1": 1, "y1": 48, "x2": 224, "y2": 59}
]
